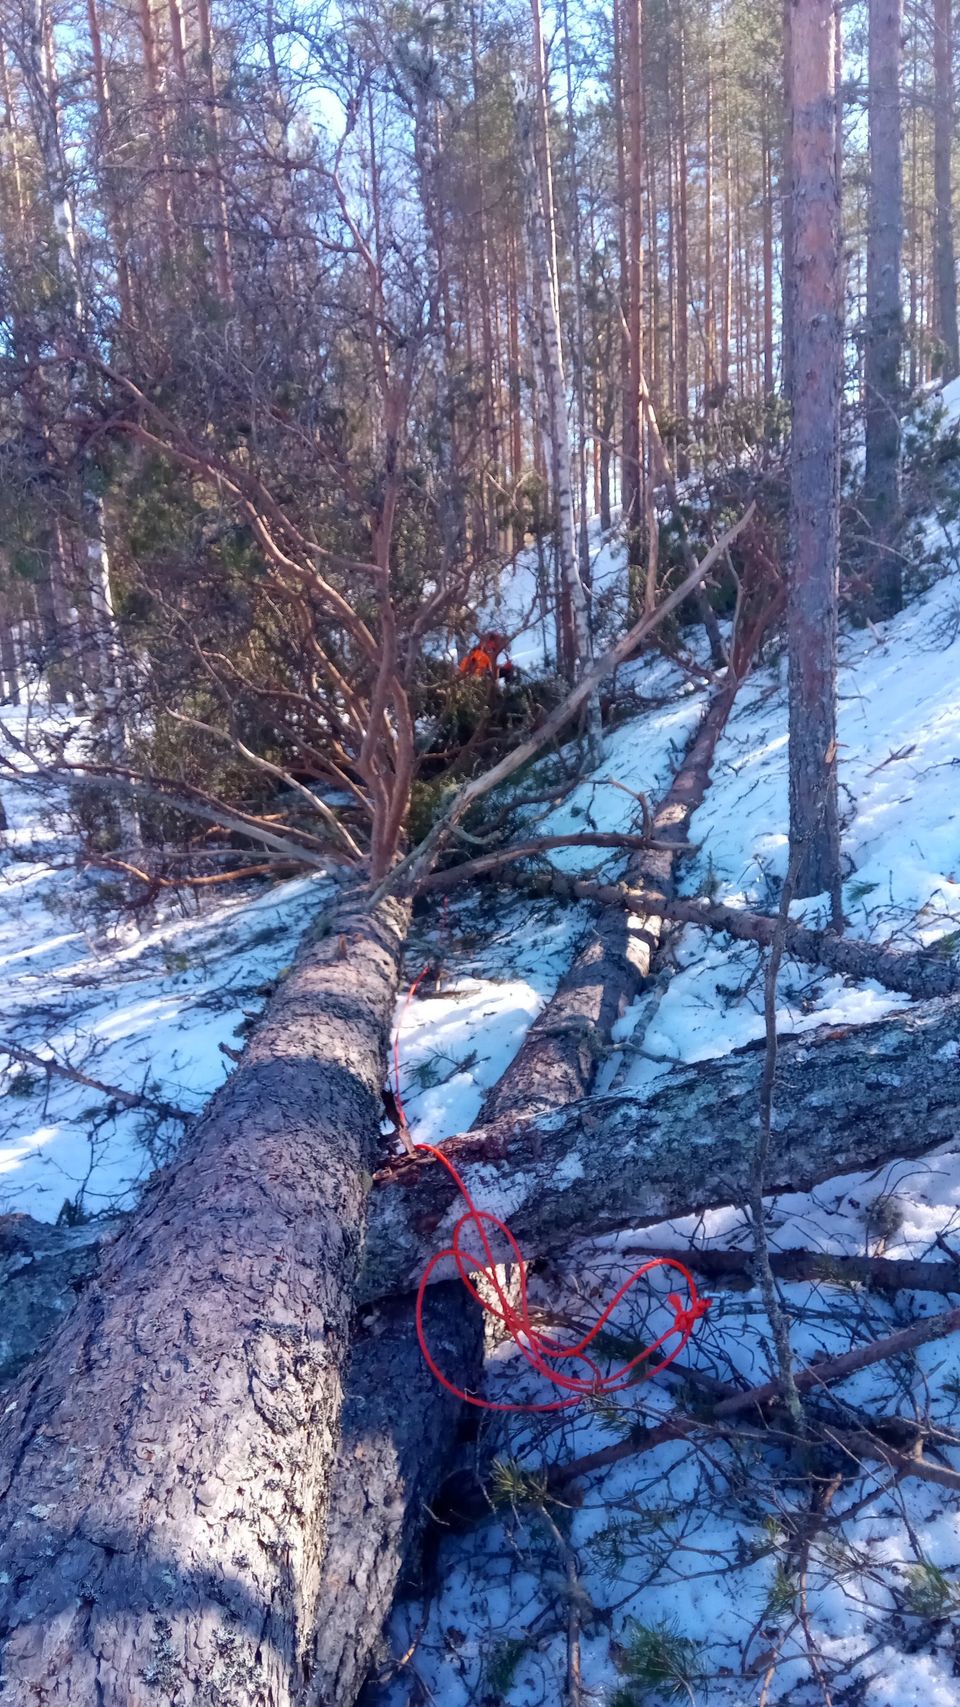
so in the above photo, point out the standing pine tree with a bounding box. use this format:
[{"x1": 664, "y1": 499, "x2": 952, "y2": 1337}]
[
  {"x1": 863, "y1": 0, "x2": 904, "y2": 617},
  {"x1": 785, "y1": 0, "x2": 842, "y2": 907}
]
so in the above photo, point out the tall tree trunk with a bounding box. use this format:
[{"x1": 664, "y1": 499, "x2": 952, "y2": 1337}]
[
  {"x1": 863, "y1": 0, "x2": 904, "y2": 617},
  {"x1": 561, "y1": 0, "x2": 592, "y2": 584},
  {"x1": 470, "y1": 0, "x2": 498, "y2": 544},
  {"x1": 86, "y1": 0, "x2": 133, "y2": 323},
  {"x1": 786, "y1": 0, "x2": 842, "y2": 907},
  {"x1": 622, "y1": 0, "x2": 644, "y2": 591},
  {"x1": 720, "y1": 33, "x2": 733, "y2": 398},
  {"x1": 194, "y1": 0, "x2": 233, "y2": 302},
  {"x1": 675, "y1": 8, "x2": 691, "y2": 475},
  {"x1": 762, "y1": 85, "x2": 775, "y2": 397},
  {"x1": 516, "y1": 87, "x2": 599, "y2": 743},
  {"x1": 0, "y1": 896, "x2": 409, "y2": 1706},
  {"x1": 613, "y1": 0, "x2": 631, "y2": 510},
  {"x1": 704, "y1": 56, "x2": 715, "y2": 425},
  {"x1": 780, "y1": 0, "x2": 795, "y2": 403},
  {"x1": 19, "y1": 0, "x2": 137, "y2": 835},
  {"x1": 934, "y1": 0, "x2": 960, "y2": 381}
]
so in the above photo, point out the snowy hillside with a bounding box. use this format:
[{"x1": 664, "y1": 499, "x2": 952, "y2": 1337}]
[{"x1": 4, "y1": 529, "x2": 960, "y2": 1705}]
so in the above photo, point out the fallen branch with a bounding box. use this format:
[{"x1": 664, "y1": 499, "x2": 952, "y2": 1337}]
[
  {"x1": 536, "y1": 876, "x2": 960, "y2": 1002},
  {"x1": 615, "y1": 1243, "x2": 960, "y2": 1298},
  {"x1": 0, "y1": 1039, "x2": 191, "y2": 1122},
  {"x1": 415, "y1": 831, "x2": 696, "y2": 894},
  {"x1": 712, "y1": 1302, "x2": 960, "y2": 1418},
  {"x1": 549, "y1": 1411, "x2": 960, "y2": 1496}
]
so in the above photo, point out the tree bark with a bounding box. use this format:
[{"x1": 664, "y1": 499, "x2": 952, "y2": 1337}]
[
  {"x1": 541, "y1": 878, "x2": 960, "y2": 1004},
  {"x1": 516, "y1": 81, "x2": 598, "y2": 743},
  {"x1": 613, "y1": 1242, "x2": 960, "y2": 1299},
  {"x1": 0, "y1": 894, "x2": 408, "y2": 1706},
  {"x1": 934, "y1": 0, "x2": 960, "y2": 382},
  {"x1": 362, "y1": 993, "x2": 960, "y2": 1303},
  {"x1": 675, "y1": 7, "x2": 691, "y2": 474},
  {"x1": 780, "y1": 0, "x2": 795, "y2": 405},
  {"x1": 786, "y1": 0, "x2": 842, "y2": 905},
  {"x1": 480, "y1": 672, "x2": 745, "y2": 1124},
  {"x1": 863, "y1": 0, "x2": 904, "y2": 617}
]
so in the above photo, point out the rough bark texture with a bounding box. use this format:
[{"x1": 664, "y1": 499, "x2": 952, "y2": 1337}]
[
  {"x1": 935, "y1": 0, "x2": 960, "y2": 383},
  {"x1": 614, "y1": 1242, "x2": 960, "y2": 1298},
  {"x1": 0, "y1": 894, "x2": 408, "y2": 1707},
  {"x1": 786, "y1": 0, "x2": 842, "y2": 902},
  {"x1": 543, "y1": 879, "x2": 960, "y2": 1003},
  {"x1": 361, "y1": 994, "x2": 960, "y2": 1301},
  {"x1": 516, "y1": 81, "x2": 597, "y2": 733},
  {"x1": 0, "y1": 1214, "x2": 120, "y2": 1392},
  {"x1": 481, "y1": 676, "x2": 741, "y2": 1124},
  {"x1": 308, "y1": 1287, "x2": 482, "y2": 1704},
  {"x1": 863, "y1": 0, "x2": 904, "y2": 617}
]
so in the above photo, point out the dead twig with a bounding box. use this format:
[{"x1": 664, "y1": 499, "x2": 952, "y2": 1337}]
[{"x1": 0, "y1": 1039, "x2": 192, "y2": 1122}]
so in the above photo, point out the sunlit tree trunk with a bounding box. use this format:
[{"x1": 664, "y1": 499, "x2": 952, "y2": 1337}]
[
  {"x1": 934, "y1": 0, "x2": 959, "y2": 381},
  {"x1": 786, "y1": 0, "x2": 842, "y2": 907}
]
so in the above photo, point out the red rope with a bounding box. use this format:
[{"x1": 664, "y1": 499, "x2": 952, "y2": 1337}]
[{"x1": 393, "y1": 970, "x2": 710, "y2": 1413}]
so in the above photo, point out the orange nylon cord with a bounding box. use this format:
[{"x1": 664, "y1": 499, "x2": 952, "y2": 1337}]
[{"x1": 393, "y1": 971, "x2": 711, "y2": 1412}]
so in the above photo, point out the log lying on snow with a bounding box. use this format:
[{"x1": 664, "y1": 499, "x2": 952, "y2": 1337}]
[
  {"x1": 360, "y1": 994, "x2": 960, "y2": 1302},
  {"x1": 0, "y1": 894, "x2": 408, "y2": 1707},
  {"x1": 2, "y1": 995, "x2": 958, "y2": 1701},
  {"x1": 547, "y1": 876, "x2": 960, "y2": 1002},
  {"x1": 323, "y1": 679, "x2": 753, "y2": 1697},
  {"x1": 615, "y1": 1242, "x2": 960, "y2": 1298},
  {"x1": 481, "y1": 674, "x2": 742, "y2": 1123}
]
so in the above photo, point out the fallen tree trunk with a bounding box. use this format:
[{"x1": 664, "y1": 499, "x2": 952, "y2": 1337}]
[
  {"x1": 319, "y1": 675, "x2": 753, "y2": 1695},
  {"x1": 361, "y1": 994, "x2": 960, "y2": 1301},
  {"x1": 5, "y1": 995, "x2": 959, "y2": 1697},
  {"x1": 0, "y1": 893, "x2": 408, "y2": 1707},
  {"x1": 614, "y1": 1242, "x2": 960, "y2": 1297},
  {"x1": 480, "y1": 674, "x2": 742, "y2": 1124},
  {"x1": 541, "y1": 875, "x2": 960, "y2": 1002}
]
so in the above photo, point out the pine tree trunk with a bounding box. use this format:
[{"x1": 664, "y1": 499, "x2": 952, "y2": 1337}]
[
  {"x1": 780, "y1": 0, "x2": 795, "y2": 405},
  {"x1": 762, "y1": 88, "x2": 775, "y2": 398},
  {"x1": 195, "y1": 0, "x2": 233, "y2": 302},
  {"x1": 516, "y1": 86, "x2": 599, "y2": 741},
  {"x1": 363, "y1": 994, "x2": 960, "y2": 1303},
  {"x1": 934, "y1": 0, "x2": 960, "y2": 382},
  {"x1": 675, "y1": 10, "x2": 691, "y2": 476},
  {"x1": 0, "y1": 896, "x2": 409, "y2": 1706},
  {"x1": 863, "y1": 0, "x2": 904, "y2": 618},
  {"x1": 786, "y1": 0, "x2": 842, "y2": 906},
  {"x1": 623, "y1": 0, "x2": 644, "y2": 574}
]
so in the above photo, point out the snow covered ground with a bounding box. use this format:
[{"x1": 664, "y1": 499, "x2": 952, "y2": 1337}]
[
  {"x1": 4, "y1": 490, "x2": 960, "y2": 1700},
  {"x1": 382, "y1": 575, "x2": 960, "y2": 1703}
]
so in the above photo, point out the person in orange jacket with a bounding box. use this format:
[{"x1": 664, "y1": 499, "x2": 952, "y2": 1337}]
[{"x1": 458, "y1": 631, "x2": 517, "y2": 681}]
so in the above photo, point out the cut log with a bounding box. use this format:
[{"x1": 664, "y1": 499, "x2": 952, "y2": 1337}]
[
  {"x1": 314, "y1": 676, "x2": 751, "y2": 1696},
  {"x1": 4, "y1": 996, "x2": 959, "y2": 1699},
  {"x1": 308, "y1": 1286, "x2": 483, "y2": 1703},
  {"x1": 539, "y1": 876, "x2": 960, "y2": 1002},
  {"x1": 613, "y1": 1243, "x2": 960, "y2": 1298},
  {"x1": 480, "y1": 673, "x2": 743, "y2": 1124},
  {"x1": 0, "y1": 894, "x2": 408, "y2": 1707},
  {"x1": 361, "y1": 994, "x2": 960, "y2": 1302}
]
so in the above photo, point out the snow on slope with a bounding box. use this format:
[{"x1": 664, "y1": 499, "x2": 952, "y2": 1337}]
[
  {"x1": 0, "y1": 726, "x2": 330, "y2": 1218},
  {"x1": 4, "y1": 513, "x2": 960, "y2": 1701},
  {"x1": 378, "y1": 579, "x2": 960, "y2": 1704}
]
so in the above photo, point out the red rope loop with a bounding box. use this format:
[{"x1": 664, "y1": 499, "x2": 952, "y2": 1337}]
[{"x1": 395, "y1": 970, "x2": 711, "y2": 1413}]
